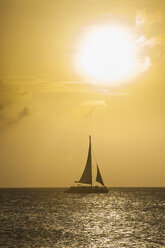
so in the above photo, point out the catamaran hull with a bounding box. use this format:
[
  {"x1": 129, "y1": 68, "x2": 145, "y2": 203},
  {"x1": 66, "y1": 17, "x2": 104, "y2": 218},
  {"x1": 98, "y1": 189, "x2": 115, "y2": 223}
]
[{"x1": 65, "y1": 186, "x2": 109, "y2": 193}]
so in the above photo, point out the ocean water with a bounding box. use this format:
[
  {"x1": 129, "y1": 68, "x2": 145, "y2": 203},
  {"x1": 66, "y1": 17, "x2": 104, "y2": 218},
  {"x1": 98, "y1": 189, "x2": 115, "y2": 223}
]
[{"x1": 0, "y1": 188, "x2": 164, "y2": 248}]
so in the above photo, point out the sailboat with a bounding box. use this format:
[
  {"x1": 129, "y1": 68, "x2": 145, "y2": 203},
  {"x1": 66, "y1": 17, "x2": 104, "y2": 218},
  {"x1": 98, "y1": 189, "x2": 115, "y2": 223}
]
[{"x1": 65, "y1": 136, "x2": 109, "y2": 193}]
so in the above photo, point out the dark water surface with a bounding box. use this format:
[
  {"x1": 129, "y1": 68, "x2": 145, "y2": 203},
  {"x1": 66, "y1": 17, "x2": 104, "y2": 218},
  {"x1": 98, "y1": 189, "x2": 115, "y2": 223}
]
[{"x1": 0, "y1": 188, "x2": 164, "y2": 248}]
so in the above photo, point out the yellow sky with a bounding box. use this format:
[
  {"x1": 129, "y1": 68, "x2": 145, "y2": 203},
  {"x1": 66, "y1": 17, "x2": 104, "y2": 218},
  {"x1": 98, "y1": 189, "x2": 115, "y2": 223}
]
[{"x1": 0, "y1": 0, "x2": 165, "y2": 187}]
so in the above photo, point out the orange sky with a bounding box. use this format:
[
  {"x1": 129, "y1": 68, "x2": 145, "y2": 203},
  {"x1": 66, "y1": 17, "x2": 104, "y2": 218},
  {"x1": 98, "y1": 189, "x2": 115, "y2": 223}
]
[{"x1": 0, "y1": 0, "x2": 165, "y2": 187}]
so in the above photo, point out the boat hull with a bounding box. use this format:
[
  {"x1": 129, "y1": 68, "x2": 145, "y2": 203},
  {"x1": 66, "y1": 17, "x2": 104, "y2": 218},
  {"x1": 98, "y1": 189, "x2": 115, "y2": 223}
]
[{"x1": 65, "y1": 186, "x2": 109, "y2": 193}]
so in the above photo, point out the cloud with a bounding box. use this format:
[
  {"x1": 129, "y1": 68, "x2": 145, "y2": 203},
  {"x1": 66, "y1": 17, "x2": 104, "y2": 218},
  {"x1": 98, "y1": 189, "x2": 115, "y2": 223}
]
[
  {"x1": 82, "y1": 100, "x2": 107, "y2": 107},
  {"x1": 135, "y1": 34, "x2": 154, "y2": 74},
  {"x1": 7, "y1": 107, "x2": 30, "y2": 126},
  {"x1": 105, "y1": 92, "x2": 129, "y2": 96},
  {"x1": 136, "y1": 10, "x2": 162, "y2": 28},
  {"x1": 143, "y1": 57, "x2": 152, "y2": 72},
  {"x1": 0, "y1": 79, "x2": 33, "y2": 130},
  {"x1": 41, "y1": 81, "x2": 91, "y2": 94},
  {"x1": 136, "y1": 11, "x2": 146, "y2": 27},
  {"x1": 81, "y1": 100, "x2": 107, "y2": 119},
  {"x1": 18, "y1": 107, "x2": 30, "y2": 119},
  {"x1": 136, "y1": 36, "x2": 155, "y2": 48}
]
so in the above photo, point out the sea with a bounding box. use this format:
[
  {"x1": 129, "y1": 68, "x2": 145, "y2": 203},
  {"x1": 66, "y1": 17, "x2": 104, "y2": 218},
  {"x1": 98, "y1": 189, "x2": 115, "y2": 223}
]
[{"x1": 0, "y1": 188, "x2": 164, "y2": 248}]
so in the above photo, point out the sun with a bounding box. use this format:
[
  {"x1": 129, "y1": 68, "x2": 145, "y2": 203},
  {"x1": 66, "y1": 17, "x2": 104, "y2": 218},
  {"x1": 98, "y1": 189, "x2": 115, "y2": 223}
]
[{"x1": 76, "y1": 26, "x2": 138, "y2": 86}]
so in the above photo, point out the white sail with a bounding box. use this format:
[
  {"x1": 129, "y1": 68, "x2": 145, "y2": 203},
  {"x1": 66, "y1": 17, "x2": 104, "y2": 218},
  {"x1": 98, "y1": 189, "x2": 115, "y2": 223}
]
[{"x1": 78, "y1": 136, "x2": 92, "y2": 185}]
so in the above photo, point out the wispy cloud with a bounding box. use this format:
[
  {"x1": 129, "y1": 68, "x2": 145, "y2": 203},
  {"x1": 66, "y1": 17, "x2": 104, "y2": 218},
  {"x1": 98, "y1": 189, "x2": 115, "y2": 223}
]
[
  {"x1": 134, "y1": 20, "x2": 155, "y2": 74},
  {"x1": 142, "y1": 57, "x2": 152, "y2": 72},
  {"x1": 136, "y1": 10, "x2": 162, "y2": 27},
  {"x1": 82, "y1": 100, "x2": 107, "y2": 107},
  {"x1": 18, "y1": 107, "x2": 30, "y2": 119},
  {"x1": 136, "y1": 36, "x2": 155, "y2": 48},
  {"x1": 136, "y1": 11, "x2": 146, "y2": 27},
  {"x1": 7, "y1": 107, "x2": 30, "y2": 126},
  {"x1": 81, "y1": 100, "x2": 107, "y2": 119},
  {"x1": 0, "y1": 80, "x2": 31, "y2": 128}
]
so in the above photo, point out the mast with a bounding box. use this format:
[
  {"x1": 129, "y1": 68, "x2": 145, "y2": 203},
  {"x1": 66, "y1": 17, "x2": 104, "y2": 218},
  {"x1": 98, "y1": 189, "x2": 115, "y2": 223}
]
[{"x1": 90, "y1": 135, "x2": 92, "y2": 187}]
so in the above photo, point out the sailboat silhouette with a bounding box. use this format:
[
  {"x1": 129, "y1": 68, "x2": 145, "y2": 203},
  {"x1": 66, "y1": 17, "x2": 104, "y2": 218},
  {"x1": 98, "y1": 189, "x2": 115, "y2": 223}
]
[{"x1": 66, "y1": 136, "x2": 108, "y2": 193}]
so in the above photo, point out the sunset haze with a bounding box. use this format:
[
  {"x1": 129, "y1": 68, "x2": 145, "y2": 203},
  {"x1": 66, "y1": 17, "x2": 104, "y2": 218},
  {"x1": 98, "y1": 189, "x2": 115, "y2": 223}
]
[{"x1": 0, "y1": 0, "x2": 165, "y2": 187}]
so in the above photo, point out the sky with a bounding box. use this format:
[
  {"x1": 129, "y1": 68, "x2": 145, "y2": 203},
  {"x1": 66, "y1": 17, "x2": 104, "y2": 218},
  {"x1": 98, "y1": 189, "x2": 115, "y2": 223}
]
[{"x1": 0, "y1": 0, "x2": 165, "y2": 187}]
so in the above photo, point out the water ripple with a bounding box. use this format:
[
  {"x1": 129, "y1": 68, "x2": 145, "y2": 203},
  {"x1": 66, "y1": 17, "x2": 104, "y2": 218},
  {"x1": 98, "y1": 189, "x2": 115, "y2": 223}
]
[{"x1": 0, "y1": 188, "x2": 164, "y2": 247}]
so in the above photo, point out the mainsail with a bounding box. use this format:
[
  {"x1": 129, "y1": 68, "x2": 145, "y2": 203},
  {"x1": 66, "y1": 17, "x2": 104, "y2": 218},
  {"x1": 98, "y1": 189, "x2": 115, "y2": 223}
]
[
  {"x1": 96, "y1": 164, "x2": 105, "y2": 186},
  {"x1": 78, "y1": 136, "x2": 92, "y2": 185}
]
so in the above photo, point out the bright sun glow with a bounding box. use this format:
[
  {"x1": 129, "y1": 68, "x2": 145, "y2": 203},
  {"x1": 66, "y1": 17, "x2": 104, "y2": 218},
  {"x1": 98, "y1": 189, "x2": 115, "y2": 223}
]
[{"x1": 77, "y1": 26, "x2": 138, "y2": 85}]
